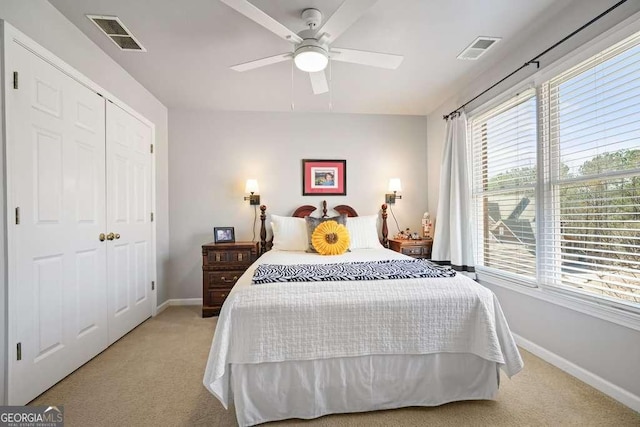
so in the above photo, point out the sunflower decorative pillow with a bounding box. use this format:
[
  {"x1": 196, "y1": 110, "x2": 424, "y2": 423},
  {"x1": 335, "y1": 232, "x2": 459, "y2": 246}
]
[
  {"x1": 311, "y1": 220, "x2": 350, "y2": 255},
  {"x1": 304, "y1": 214, "x2": 347, "y2": 253}
]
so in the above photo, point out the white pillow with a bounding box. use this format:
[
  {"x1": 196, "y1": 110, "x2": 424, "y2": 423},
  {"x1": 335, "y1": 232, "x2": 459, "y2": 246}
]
[
  {"x1": 271, "y1": 215, "x2": 308, "y2": 251},
  {"x1": 346, "y1": 215, "x2": 383, "y2": 249}
]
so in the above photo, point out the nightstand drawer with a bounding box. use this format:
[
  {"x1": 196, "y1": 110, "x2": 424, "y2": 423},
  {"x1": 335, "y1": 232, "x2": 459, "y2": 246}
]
[
  {"x1": 206, "y1": 249, "x2": 253, "y2": 266},
  {"x1": 388, "y1": 238, "x2": 433, "y2": 260},
  {"x1": 205, "y1": 271, "x2": 243, "y2": 289},
  {"x1": 401, "y1": 246, "x2": 424, "y2": 256},
  {"x1": 208, "y1": 289, "x2": 231, "y2": 307}
]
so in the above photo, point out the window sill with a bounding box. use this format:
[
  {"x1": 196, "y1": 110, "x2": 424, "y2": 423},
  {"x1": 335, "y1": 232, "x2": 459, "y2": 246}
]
[{"x1": 476, "y1": 270, "x2": 640, "y2": 333}]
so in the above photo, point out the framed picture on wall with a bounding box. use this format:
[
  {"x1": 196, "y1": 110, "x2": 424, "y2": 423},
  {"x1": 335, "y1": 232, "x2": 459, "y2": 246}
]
[
  {"x1": 214, "y1": 227, "x2": 235, "y2": 243},
  {"x1": 302, "y1": 159, "x2": 347, "y2": 196}
]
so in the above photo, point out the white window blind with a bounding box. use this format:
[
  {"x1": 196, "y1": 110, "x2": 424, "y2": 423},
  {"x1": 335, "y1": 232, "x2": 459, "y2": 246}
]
[
  {"x1": 470, "y1": 89, "x2": 537, "y2": 279},
  {"x1": 541, "y1": 32, "x2": 640, "y2": 308}
]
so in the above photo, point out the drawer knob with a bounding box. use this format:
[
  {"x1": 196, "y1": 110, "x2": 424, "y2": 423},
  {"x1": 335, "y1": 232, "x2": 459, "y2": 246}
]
[
  {"x1": 221, "y1": 293, "x2": 227, "y2": 298},
  {"x1": 220, "y1": 276, "x2": 238, "y2": 283}
]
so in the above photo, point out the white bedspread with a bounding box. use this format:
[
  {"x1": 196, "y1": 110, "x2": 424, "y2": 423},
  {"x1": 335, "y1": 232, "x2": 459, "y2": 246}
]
[{"x1": 203, "y1": 249, "x2": 523, "y2": 407}]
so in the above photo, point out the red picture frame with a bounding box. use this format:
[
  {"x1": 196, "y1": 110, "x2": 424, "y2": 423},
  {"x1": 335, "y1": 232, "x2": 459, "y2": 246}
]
[{"x1": 302, "y1": 159, "x2": 347, "y2": 196}]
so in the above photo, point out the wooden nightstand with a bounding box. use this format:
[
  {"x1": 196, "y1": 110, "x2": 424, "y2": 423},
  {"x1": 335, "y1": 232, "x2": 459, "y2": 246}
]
[
  {"x1": 202, "y1": 241, "x2": 259, "y2": 317},
  {"x1": 388, "y1": 238, "x2": 433, "y2": 259}
]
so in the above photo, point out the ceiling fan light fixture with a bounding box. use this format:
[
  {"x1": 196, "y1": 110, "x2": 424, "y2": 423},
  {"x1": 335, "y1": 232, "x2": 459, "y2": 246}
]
[{"x1": 294, "y1": 45, "x2": 328, "y2": 73}]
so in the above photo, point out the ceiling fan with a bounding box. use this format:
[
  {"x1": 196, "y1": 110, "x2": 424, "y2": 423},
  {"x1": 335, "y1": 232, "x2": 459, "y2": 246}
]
[{"x1": 220, "y1": 0, "x2": 404, "y2": 95}]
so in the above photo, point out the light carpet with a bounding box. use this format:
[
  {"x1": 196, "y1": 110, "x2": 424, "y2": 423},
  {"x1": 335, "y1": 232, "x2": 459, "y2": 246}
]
[{"x1": 30, "y1": 306, "x2": 640, "y2": 426}]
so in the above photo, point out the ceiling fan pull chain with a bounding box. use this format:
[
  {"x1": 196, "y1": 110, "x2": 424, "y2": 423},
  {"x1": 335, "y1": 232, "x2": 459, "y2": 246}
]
[
  {"x1": 329, "y1": 57, "x2": 333, "y2": 112},
  {"x1": 290, "y1": 52, "x2": 295, "y2": 111}
]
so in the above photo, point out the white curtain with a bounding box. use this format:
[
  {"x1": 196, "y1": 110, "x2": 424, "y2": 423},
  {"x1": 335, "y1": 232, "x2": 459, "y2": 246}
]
[{"x1": 431, "y1": 112, "x2": 475, "y2": 271}]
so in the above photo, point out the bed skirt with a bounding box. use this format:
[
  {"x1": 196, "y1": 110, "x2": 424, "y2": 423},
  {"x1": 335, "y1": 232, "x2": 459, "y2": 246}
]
[{"x1": 228, "y1": 352, "x2": 500, "y2": 426}]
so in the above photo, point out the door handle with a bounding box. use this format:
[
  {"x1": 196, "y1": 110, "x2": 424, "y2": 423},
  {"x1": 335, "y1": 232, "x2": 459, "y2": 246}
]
[
  {"x1": 106, "y1": 232, "x2": 115, "y2": 241},
  {"x1": 99, "y1": 233, "x2": 106, "y2": 242},
  {"x1": 114, "y1": 233, "x2": 121, "y2": 239}
]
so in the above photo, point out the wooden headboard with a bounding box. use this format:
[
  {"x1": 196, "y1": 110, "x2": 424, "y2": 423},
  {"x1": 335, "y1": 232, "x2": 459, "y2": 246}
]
[{"x1": 259, "y1": 200, "x2": 389, "y2": 254}]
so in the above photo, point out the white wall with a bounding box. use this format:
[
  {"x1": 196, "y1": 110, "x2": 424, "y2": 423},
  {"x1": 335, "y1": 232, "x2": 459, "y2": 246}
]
[
  {"x1": 168, "y1": 110, "x2": 428, "y2": 300},
  {"x1": 426, "y1": 0, "x2": 640, "y2": 409},
  {"x1": 0, "y1": 0, "x2": 170, "y2": 404}
]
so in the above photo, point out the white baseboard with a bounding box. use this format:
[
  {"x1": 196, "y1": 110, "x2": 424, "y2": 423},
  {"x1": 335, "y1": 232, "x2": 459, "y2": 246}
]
[
  {"x1": 156, "y1": 298, "x2": 203, "y2": 314},
  {"x1": 513, "y1": 333, "x2": 640, "y2": 413},
  {"x1": 156, "y1": 300, "x2": 171, "y2": 314}
]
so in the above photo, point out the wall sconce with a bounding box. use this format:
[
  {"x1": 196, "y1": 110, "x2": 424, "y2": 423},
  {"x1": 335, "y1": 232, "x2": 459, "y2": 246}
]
[
  {"x1": 385, "y1": 178, "x2": 403, "y2": 204},
  {"x1": 244, "y1": 179, "x2": 260, "y2": 205}
]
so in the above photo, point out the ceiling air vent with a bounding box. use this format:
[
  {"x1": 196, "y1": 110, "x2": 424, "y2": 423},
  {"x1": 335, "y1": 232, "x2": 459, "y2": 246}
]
[
  {"x1": 457, "y1": 36, "x2": 501, "y2": 60},
  {"x1": 86, "y1": 15, "x2": 146, "y2": 52}
]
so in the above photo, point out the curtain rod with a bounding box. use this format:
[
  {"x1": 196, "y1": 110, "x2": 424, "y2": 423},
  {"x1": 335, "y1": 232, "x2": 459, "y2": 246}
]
[{"x1": 442, "y1": 0, "x2": 629, "y2": 120}]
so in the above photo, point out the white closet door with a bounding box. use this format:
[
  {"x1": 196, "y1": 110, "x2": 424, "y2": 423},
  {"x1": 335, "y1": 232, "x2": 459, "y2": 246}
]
[
  {"x1": 8, "y1": 43, "x2": 108, "y2": 404},
  {"x1": 106, "y1": 102, "x2": 153, "y2": 344}
]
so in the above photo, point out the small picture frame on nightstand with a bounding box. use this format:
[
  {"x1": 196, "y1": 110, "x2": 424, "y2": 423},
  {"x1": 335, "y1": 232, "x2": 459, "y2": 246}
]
[{"x1": 214, "y1": 227, "x2": 235, "y2": 243}]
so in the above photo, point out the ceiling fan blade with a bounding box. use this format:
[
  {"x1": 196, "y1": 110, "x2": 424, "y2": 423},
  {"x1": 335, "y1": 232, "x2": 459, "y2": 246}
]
[
  {"x1": 315, "y1": 0, "x2": 378, "y2": 44},
  {"x1": 309, "y1": 71, "x2": 328, "y2": 95},
  {"x1": 220, "y1": 0, "x2": 303, "y2": 44},
  {"x1": 231, "y1": 53, "x2": 292, "y2": 72},
  {"x1": 330, "y1": 48, "x2": 403, "y2": 69}
]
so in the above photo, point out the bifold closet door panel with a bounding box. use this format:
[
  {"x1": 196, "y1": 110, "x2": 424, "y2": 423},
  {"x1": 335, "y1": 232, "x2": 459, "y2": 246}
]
[
  {"x1": 8, "y1": 42, "x2": 108, "y2": 404},
  {"x1": 105, "y1": 102, "x2": 153, "y2": 345}
]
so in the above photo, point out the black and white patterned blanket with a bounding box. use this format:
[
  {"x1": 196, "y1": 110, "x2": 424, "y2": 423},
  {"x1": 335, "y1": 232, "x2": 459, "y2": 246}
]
[{"x1": 252, "y1": 259, "x2": 456, "y2": 284}]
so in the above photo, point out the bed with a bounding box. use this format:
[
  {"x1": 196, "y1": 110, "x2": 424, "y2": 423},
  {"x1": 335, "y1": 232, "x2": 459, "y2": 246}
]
[{"x1": 203, "y1": 202, "x2": 523, "y2": 426}]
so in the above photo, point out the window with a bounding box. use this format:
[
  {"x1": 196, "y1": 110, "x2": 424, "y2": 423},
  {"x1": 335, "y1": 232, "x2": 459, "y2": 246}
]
[
  {"x1": 471, "y1": 32, "x2": 640, "y2": 311},
  {"x1": 541, "y1": 33, "x2": 640, "y2": 307},
  {"x1": 471, "y1": 89, "x2": 538, "y2": 280}
]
